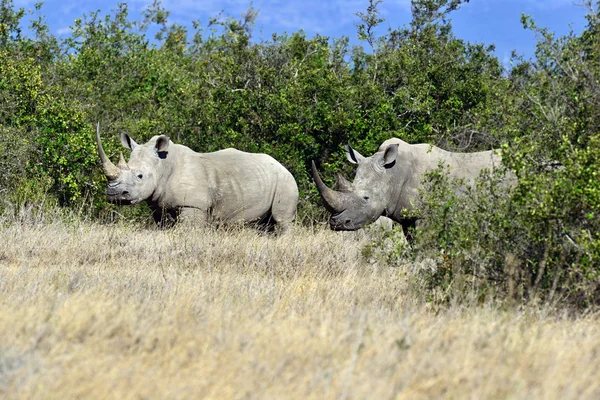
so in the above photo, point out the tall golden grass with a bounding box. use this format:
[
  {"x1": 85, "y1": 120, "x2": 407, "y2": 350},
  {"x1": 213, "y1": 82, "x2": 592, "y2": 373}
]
[{"x1": 1, "y1": 212, "x2": 599, "y2": 399}]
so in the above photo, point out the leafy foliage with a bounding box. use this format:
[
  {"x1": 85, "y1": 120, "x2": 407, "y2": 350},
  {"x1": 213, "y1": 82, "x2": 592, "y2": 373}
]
[
  {"x1": 1, "y1": 0, "x2": 599, "y2": 307},
  {"x1": 401, "y1": 0, "x2": 600, "y2": 308}
]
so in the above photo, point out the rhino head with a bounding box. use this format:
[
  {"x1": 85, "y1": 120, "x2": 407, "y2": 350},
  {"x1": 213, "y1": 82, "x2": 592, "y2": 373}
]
[
  {"x1": 312, "y1": 143, "x2": 399, "y2": 231},
  {"x1": 95, "y1": 123, "x2": 170, "y2": 205}
]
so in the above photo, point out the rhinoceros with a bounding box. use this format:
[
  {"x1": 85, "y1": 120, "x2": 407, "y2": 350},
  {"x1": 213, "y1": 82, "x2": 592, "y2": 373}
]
[
  {"x1": 95, "y1": 123, "x2": 299, "y2": 232},
  {"x1": 312, "y1": 137, "x2": 512, "y2": 237}
]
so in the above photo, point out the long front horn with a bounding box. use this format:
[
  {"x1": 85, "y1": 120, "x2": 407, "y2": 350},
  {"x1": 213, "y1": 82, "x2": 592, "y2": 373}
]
[
  {"x1": 95, "y1": 122, "x2": 120, "y2": 181},
  {"x1": 311, "y1": 161, "x2": 350, "y2": 213}
]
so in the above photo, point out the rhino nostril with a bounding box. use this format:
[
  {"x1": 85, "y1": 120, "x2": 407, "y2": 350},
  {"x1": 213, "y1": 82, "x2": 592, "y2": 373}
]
[
  {"x1": 345, "y1": 219, "x2": 351, "y2": 224},
  {"x1": 122, "y1": 190, "x2": 129, "y2": 195}
]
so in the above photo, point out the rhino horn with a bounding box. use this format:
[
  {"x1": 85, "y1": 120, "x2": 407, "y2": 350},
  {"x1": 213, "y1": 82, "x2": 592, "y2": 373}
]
[
  {"x1": 335, "y1": 173, "x2": 353, "y2": 192},
  {"x1": 95, "y1": 122, "x2": 120, "y2": 181},
  {"x1": 312, "y1": 161, "x2": 349, "y2": 213},
  {"x1": 117, "y1": 152, "x2": 130, "y2": 170}
]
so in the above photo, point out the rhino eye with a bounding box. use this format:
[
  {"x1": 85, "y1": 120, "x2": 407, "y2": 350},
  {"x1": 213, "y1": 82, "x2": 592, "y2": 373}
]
[
  {"x1": 363, "y1": 196, "x2": 370, "y2": 201},
  {"x1": 137, "y1": 174, "x2": 143, "y2": 179}
]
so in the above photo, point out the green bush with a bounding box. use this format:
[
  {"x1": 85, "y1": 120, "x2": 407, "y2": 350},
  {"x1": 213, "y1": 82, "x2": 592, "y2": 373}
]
[
  {"x1": 390, "y1": 2, "x2": 600, "y2": 309},
  {"x1": 1, "y1": 0, "x2": 599, "y2": 307}
]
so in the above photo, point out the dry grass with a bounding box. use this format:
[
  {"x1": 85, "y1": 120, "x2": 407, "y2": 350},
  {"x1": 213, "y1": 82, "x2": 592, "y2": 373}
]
[{"x1": 1, "y1": 215, "x2": 600, "y2": 399}]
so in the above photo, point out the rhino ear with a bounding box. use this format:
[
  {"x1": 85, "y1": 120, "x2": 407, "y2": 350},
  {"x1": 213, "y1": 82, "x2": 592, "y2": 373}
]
[
  {"x1": 345, "y1": 144, "x2": 365, "y2": 164},
  {"x1": 155, "y1": 135, "x2": 170, "y2": 154},
  {"x1": 120, "y1": 132, "x2": 139, "y2": 151},
  {"x1": 380, "y1": 144, "x2": 398, "y2": 168}
]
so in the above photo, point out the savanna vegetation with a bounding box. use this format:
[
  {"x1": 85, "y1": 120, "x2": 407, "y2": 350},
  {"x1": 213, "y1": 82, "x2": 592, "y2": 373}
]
[
  {"x1": 2, "y1": 0, "x2": 600, "y2": 391},
  {"x1": 1, "y1": 0, "x2": 600, "y2": 304},
  {"x1": 2, "y1": 0, "x2": 600, "y2": 396},
  {"x1": 1, "y1": 213, "x2": 600, "y2": 399}
]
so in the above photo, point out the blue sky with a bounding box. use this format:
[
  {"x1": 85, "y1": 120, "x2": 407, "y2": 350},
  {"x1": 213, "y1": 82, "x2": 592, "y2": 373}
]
[{"x1": 16, "y1": 0, "x2": 590, "y2": 66}]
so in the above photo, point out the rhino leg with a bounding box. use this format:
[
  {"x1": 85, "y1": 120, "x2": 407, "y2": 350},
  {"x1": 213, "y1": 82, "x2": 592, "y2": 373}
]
[
  {"x1": 400, "y1": 219, "x2": 418, "y2": 244},
  {"x1": 270, "y1": 183, "x2": 298, "y2": 235},
  {"x1": 274, "y1": 218, "x2": 293, "y2": 235},
  {"x1": 152, "y1": 207, "x2": 178, "y2": 228},
  {"x1": 178, "y1": 207, "x2": 209, "y2": 226}
]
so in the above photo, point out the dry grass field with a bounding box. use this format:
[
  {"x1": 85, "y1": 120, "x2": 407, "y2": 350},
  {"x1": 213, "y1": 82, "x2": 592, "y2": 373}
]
[{"x1": 1, "y1": 211, "x2": 600, "y2": 399}]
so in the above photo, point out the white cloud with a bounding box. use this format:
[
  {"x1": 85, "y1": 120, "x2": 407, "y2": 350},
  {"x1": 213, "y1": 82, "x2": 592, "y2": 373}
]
[
  {"x1": 56, "y1": 27, "x2": 72, "y2": 35},
  {"x1": 526, "y1": 0, "x2": 579, "y2": 9},
  {"x1": 473, "y1": 0, "x2": 579, "y2": 11},
  {"x1": 161, "y1": 0, "x2": 412, "y2": 37},
  {"x1": 13, "y1": 0, "x2": 36, "y2": 6},
  {"x1": 490, "y1": 0, "x2": 581, "y2": 11},
  {"x1": 19, "y1": 0, "x2": 412, "y2": 42}
]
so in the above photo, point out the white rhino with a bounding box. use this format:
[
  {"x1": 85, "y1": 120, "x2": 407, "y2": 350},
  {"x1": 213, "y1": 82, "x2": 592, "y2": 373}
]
[
  {"x1": 96, "y1": 123, "x2": 299, "y2": 232},
  {"x1": 312, "y1": 137, "x2": 513, "y2": 238}
]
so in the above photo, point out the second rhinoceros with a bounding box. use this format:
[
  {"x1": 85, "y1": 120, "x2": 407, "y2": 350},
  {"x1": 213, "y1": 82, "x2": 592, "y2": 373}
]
[
  {"x1": 96, "y1": 124, "x2": 299, "y2": 232},
  {"x1": 312, "y1": 137, "x2": 513, "y2": 237}
]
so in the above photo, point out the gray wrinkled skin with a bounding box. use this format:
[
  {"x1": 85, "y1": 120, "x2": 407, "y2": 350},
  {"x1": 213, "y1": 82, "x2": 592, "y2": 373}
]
[
  {"x1": 313, "y1": 137, "x2": 513, "y2": 237},
  {"x1": 96, "y1": 125, "x2": 299, "y2": 233}
]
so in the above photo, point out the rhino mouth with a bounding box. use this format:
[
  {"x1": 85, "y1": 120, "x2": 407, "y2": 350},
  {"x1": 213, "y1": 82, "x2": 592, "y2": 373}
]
[
  {"x1": 106, "y1": 187, "x2": 138, "y2": 205},
  {"x1": 329, "y1": 214, "x2": 362, "y2": 231},
  {"x1": 107, "y1": 197, "x2": 134, "y2": 206},
  {"x1": 330, "y1": 210, "x2": 379, "y2": 231},
  {"x1": 330, "y1": 222, "x2": 359, "y2": 231},
  {"x1": 106, "y1": 194, "x2": 135, "y2": 205}
]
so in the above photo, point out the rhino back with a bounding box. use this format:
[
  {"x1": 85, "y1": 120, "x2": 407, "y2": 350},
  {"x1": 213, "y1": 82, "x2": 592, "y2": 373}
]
[
  {"x1": 381, "y1": 138, "x2": 502, "y2": 178},
  {"x1": 411, "y1": 144, "x2": 502, "y2": 180},
  {"x1": 163, "y1": 146, "x2": 296, "y2": 222},
  {"x1": 384, "y1": 140, "x2": 504, "y2": 219}
]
